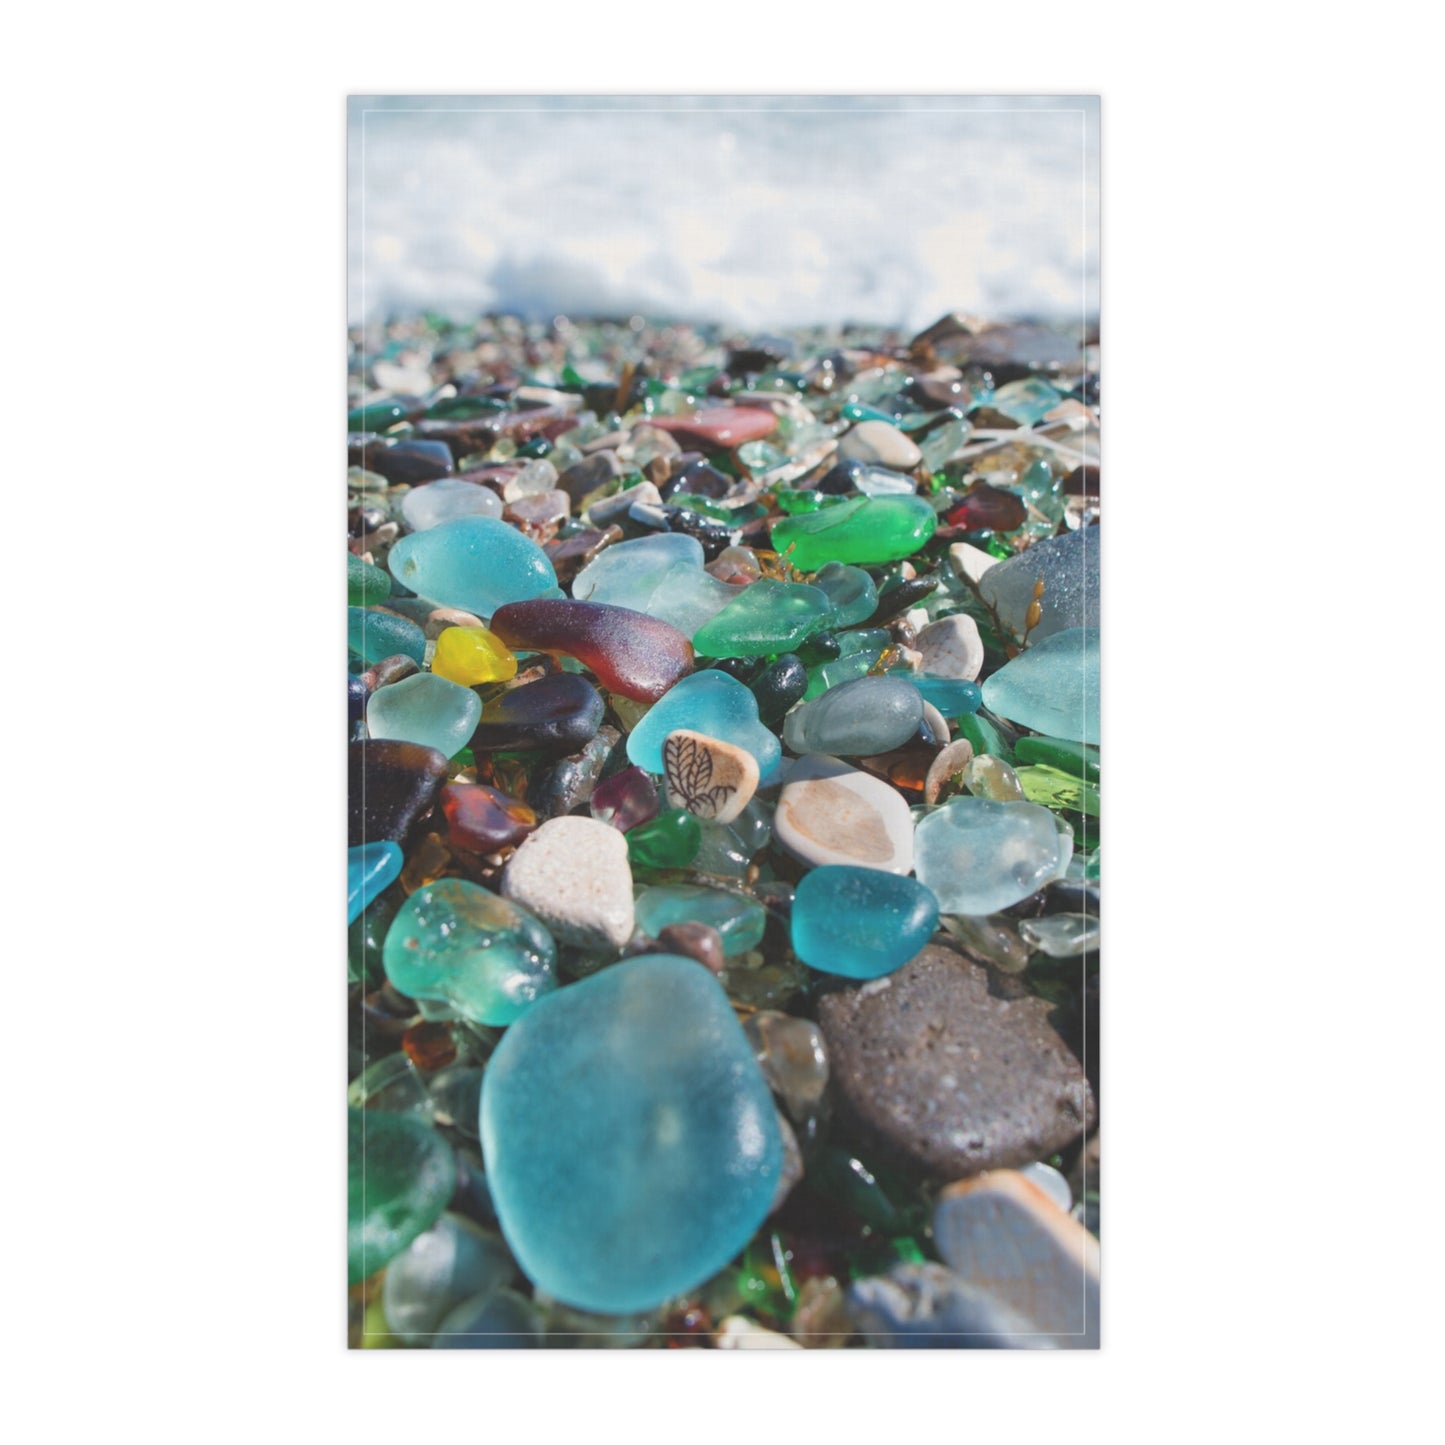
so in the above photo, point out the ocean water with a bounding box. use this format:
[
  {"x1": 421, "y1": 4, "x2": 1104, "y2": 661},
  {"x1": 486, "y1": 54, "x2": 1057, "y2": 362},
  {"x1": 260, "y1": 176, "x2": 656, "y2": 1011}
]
[{"x1": 348, "y1": 96, "x2": 1099, "y2": 333}]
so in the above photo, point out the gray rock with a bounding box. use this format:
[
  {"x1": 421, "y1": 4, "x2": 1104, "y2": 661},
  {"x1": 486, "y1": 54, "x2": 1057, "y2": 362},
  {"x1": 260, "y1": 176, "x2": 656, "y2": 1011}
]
[{"x1": 817, "y1": 942, "x2": 1094, "y2": 1180}]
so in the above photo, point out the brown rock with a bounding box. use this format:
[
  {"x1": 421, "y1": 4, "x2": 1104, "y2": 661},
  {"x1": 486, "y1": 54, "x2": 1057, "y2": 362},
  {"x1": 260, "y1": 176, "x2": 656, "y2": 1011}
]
[{"x1": 817, "y1": 942, "x2": 1094, "y2": 1181}]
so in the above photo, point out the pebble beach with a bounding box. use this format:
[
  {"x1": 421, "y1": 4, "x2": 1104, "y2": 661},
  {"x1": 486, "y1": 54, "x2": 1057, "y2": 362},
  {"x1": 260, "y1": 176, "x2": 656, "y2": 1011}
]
[{"x1": 347, "y1": 308, "x2": 1101, "y2": 1348}]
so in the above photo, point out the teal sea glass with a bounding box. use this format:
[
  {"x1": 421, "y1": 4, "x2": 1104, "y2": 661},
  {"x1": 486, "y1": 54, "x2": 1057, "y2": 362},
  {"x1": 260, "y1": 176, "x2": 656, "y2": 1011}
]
[
  {"x1": 348, "y1": 1108, "x2": 456, "y2": 1285},
  {"x1": 348, "y1": 607, "x2": 426, "y2": 666},
  {"x1": 366, "y1": 673, "x2": 482, "y2": 758},
  {"x1": 791, "y1": 866, "x2": 940, "y2": 978},
  {"x1": 383, "y1": 878, "x2": 558, "y2": 1027},
  {"x1": 981, "y1": 627, "x2": 1099, "y2": 744},
  {"x1": 626, "y1": 670, "x2": 781, "y2": 782},
  {"x1": 388, "y1": 515, "x2": 559, "y2": 617},
  {"x1": 634, "y1": 883, "x2": 766, "y2": 957},
  {"x1": 480, "y1": 955, "x2": 782, "y2": 1313},
  {"x1": 347, "y1": 841, "x2": 403, "y2": 925}
]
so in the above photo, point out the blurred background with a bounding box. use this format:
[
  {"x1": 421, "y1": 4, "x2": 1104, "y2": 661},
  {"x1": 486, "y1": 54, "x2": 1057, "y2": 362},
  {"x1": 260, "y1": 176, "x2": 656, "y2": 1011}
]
[{"x1": 348, "y1": 96, "x2": 1099, "y2": 333}]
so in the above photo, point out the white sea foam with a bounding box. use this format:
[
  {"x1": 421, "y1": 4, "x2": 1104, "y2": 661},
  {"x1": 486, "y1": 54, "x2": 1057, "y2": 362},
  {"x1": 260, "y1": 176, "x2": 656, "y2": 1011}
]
[{"x1": 349, "y1": 96, "x2": 1099, "y2": 332}]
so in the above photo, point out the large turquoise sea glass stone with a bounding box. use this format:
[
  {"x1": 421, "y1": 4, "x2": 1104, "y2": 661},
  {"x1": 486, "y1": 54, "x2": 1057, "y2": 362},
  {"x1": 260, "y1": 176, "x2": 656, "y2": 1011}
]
[
  {"x1": 387, "y1": 515, "x2": 559, "y2": 617},
  {"x1": 635, "y1": 883, "x2": 766, "y2": 957},
  {"x1": 791, "y1": 866, "x2": 939, "y2": 979},
  {"x1": 480, "y1": 954, "x2": 782, "y2": 1313},
  {"x1": 383, "y1": 878, "x2": 558, "y2": 1026},
  {"x1": 348, "y1": 1108, "x2": 456, "y2": 1285},
  {"x1": 981, "y1": 627, "x2": 1099, "y2": 744},
  {"x1": 626, "y1": 670, "x2": 782, "y2": 782}
]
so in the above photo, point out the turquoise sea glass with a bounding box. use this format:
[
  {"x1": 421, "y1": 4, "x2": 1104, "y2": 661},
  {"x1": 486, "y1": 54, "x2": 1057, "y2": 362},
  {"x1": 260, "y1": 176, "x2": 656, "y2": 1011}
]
[
  {"x1": 387, "y1": 516, "x2": 559, "y2": 617},
  {"x1": 626, "y1": 670, "x2": 782, "y2": 782},
  {"x1": 383, "y1": 878, "x2": 558, "y2": 1027},
  {"x1": 480, "y1": 955, "x2": 782, "y2": 1314},
  {"x1": 348, "y1": 607, "x2": 426, "y2": 666},
  {"x1": 634, "y1": 883, "x2": 766, "y2": 957},
  {"x1": 366, "y1": 673, "x2": 482, "y2": 758},
  {"x1": 981, "y1": 627, "x2": 1099, "y2": 744},
  {"x1": 791, "y1": 866, "x2": 939, "y2": 979},
  {"x1": 348, "y1": 1108, "x2": 456, "y2": 1285},
  {"x1": 347, "y1": 841, "x2": 402, "y2": 924},
  {"x1": 905, "y1": 673, "x2": 983, "y2": 718},
  {"x1": 810, "y1": 562, "x2": 878, "y2": 628}
]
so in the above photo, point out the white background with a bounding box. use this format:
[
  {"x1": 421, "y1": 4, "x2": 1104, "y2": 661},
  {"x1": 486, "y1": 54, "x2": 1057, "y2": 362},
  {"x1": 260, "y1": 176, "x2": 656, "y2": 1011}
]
[{"x1": 2, "y1": 3, "x2": 1438, "y2": 1439}]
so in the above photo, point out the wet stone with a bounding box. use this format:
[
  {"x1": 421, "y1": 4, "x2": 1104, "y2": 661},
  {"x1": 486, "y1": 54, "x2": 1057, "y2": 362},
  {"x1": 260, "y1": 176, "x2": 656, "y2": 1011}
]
[
  {"x1": 933, "y1": 1170, "x2": 1100, "y2": 1345},
  {"x1": 469, "y1": 673, "x2": 605, "y2": 755},
  {"x1": 817, "y1": 943, "x2": 1096, "y2": 1181},
  {"x1": 774, "y1": 754, "x2": 915, "y2": 874},
  {"x1": 914, "y1": 613, "x2": 984, "y2": 682},
  {"x1": 839, "y1": 419, "x2": 923, "y2": 470},
  {"x1": 501, "y1": 815, "x2": 635, "y2": 954},
  {"x1": 748, "y1": 653, "x2": 809, "y2": 724},
  {"x1": 661, "y1": 729, "x2": 759, "y2": 825},
  {"x1": 978, "y1": 528, "x2": 1099, "y2": 644}
]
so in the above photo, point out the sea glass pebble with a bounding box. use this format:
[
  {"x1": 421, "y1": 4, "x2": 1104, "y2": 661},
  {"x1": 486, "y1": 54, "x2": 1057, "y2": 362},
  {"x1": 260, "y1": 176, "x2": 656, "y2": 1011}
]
[
  {"x1": 431, "y1": 1289, "x2": 542, "y2": 1348},
  {"x1": 782, "y1": 675, "x2": 923, "y2": 757},
  {"x1": 770, "y1": 495, "x2": 937, "y2": 571},
  {"x1": 401, "y1": 478, "x2": 504, "y2": 532},
  {"x1": 366, "y1": 673, "x2": 482, "y2": 759},
  {"x1": 692, "y1": 578, "x2": 832, "y2": 659},
  {"x1": 388, "y1": 515, "x2": 559, "y2": 617},
  {"x1": 809, "y1": 562, "x2": 878, "y2": 628},
  {"x1": 382, "y1": 1213, "x2": 517, "y2": 1344},
  {"x1": 634, "y1": 883, "x2": 766, "y2": 957},
  {"x1": 469, "y1": 673, "x2": 604, "y2": 754},
  {"x1": 981, "y1": 627, "x2": 1099, "y2": 745},
  {"x1": 383, "y1": 877, "x2": 558, "y2": 1026},
  {"x1": 914, "y1": 798, "x2": 1073, "y2": 915},
  {"x1": 347, "y1": 841, "x2": 402, "y2": 925},
  {"x1": 431, "y1": 626, "x2": 517, "y2": 686},
  {"x1": 490, "y1": 598, "x2": 693, "y2": 703},
  {"x1": 347, "y1": 553, "x2": 392, "y2": 607},
  {"x1": 906, "y1": 674, "x2": 983, "y2": 718},
  {"x1": 626, "y1": 670, "x2": 781, "y2": 783},
  {"x1": 626, "y1": 808, "x2": 703, "y2": 870},
  {"x1": 348, "y1": 1108, "x2": 456, "y2": 1285},
  {"x1": 348, "y1": 607, "x2": 425, "y2": 667},
  {"x1": 439, "y1": 782, "x2": 537, "y2": 853},
  {"x1": 480, "y1": 954, "x2": 782, "y2": 1313},
  {"x1": 572, "y1": 532, "x2": 703, "y2": 607},
  {"x1": 590, "y1": 766, "x2": 660, "y2": 832},
  {"x1": 791, "y1": 867, "x2": 939, "y2": 979}
]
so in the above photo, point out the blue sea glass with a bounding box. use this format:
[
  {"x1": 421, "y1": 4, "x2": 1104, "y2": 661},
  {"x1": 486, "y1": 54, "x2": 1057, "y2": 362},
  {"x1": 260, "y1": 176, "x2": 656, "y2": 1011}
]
[
  {"x1": 387, "y1": 516, "x2": 560, "y2": 617},
  {"x1": 905, "y1": 674, "x2": 983, "y2": 718},
  {"x1": 480, "y1": 954, "x2": 782, "y2": 1313},
  {"x1": 348, "y1": 607, "x2": 426, "y2": 666},
  {"x1": 347, "y1": 841, "x2": 403, "y2": 924},
  {"x1": 626, "y1": 670, "x2": 781, "y2": 782},
  {"x1": 791, "y1": 866, "x2": 939, "y2": 979}
]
